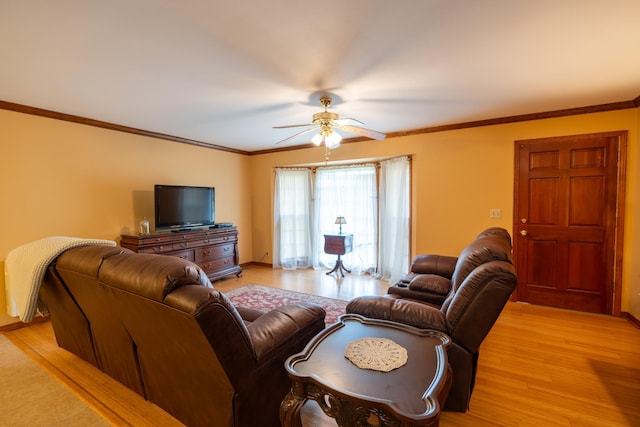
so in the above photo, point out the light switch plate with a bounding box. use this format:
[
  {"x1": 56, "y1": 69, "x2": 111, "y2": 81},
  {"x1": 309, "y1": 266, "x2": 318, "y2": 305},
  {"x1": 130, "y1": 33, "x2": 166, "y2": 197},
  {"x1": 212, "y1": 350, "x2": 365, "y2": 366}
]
[{"x1": 489, "y1": 208, "x2": 502, "y2": 219}]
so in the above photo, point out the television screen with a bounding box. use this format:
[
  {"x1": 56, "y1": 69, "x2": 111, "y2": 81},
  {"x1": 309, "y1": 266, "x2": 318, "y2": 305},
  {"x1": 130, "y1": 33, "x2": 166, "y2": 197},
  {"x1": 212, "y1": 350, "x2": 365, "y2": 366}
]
[{"x1": 154, "y1": 185, "x2": 215, "y2": 231}]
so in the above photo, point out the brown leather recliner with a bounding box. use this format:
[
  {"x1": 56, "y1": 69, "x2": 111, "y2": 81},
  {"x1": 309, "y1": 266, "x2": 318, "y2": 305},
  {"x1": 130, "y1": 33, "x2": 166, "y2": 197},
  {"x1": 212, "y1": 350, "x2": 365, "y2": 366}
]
[
  {"x1": 346, "y1": 228, "x2": 517, "y2": 412},
  {"x1": 39, "y1": 246, "x2": 326, "y2": 427},
  {"x1": 388, "y1": 227, "x2": 513, "y2": 307}
]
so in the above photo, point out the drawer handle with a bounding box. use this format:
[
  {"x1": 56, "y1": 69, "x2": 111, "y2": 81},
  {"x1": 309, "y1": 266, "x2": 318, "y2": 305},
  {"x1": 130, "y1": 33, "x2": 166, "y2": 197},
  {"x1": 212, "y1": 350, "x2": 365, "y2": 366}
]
[
  {"x1": 203, "y1": 249, "x2": 212, "y2": 256},
  {"x1": 223, "y1": 246, "x2": 230, "y2": 252},
  {"x1": 153, "y1": 246, "x2": 164, "y2": 252},
  {"x1": 224, "y1": 259, "x2": 230, "y2": 264},
  {"x1": 179, "y1": 242, "x2": 189, "y2": 248},
  {"x1": 180, "y1": 254, "x2": 189, "y2": 259}
]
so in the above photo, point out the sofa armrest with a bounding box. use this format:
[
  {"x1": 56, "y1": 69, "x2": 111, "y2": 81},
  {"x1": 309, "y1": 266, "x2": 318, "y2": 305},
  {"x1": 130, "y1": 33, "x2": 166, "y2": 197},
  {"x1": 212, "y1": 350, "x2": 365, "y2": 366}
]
[
  {"x1": 410, "y1": 254, "x2": 458, "y2": 278},
  {"x1": 236, "y1": 306, "x2": 267, "y2": 322},
  {"x1": 247, "y1": 302, "x2": 325, "y2": 360},
  {"x1": 408, "y1": 274, "x2": 452, "y2": 295},
  {"x1": 346, "y1": 295, "x2": 446, "y2": 331}
]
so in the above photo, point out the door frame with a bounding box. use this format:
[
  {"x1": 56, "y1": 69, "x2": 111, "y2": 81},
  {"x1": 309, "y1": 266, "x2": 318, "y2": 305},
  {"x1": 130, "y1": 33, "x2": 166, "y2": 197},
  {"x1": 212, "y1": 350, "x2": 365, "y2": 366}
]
[{"x1": 512, "y1": 130, "x2": 627, "y2": 316}]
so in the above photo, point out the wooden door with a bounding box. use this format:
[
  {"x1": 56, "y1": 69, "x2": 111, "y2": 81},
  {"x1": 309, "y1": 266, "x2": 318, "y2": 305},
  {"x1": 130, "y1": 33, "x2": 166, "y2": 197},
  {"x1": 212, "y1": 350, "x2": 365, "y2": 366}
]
[{"x1": 513, "y1": 131, "x2": 626, "y2": 315}]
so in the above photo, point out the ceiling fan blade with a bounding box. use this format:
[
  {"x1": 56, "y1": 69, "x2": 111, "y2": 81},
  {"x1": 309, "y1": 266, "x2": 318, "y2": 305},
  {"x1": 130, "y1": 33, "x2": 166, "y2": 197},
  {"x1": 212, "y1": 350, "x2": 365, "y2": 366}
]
[
  {"x1": 275, "y1": 126, "x2": 319, "y2": 144},
  {"x1": 338, "y1": 124, "x2": 386, "y2": 140},
  {"x1": 273, "y1": 123, "x2": 314, "y2": 129},
  {"x1": 334, "y1": 117, "x2": 364, "y2": 126}
]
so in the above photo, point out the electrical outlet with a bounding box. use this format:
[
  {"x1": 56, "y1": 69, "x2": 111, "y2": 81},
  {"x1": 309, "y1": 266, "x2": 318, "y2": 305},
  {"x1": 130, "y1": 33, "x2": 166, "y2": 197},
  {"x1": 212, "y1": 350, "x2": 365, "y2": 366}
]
[{"x1": 489, "y1": 208, "x2": 502, "y2": 219}]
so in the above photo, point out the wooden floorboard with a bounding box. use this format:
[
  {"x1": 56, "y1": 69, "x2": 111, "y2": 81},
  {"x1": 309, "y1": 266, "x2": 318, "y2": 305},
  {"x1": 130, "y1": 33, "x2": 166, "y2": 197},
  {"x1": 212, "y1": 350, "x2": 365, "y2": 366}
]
[{"x1": 4, "y1": 264, "x2": 640, "y2": 426}]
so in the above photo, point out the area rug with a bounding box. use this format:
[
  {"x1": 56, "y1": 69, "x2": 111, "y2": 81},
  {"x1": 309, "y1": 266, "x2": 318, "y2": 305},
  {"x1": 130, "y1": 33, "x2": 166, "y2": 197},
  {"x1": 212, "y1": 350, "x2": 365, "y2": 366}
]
[
  {"x1": 225, "y1": 284, "x2": 348, "y2": 325},
  {"x1": 0, "y1": 334, "x2": 110, "y2": 427}
]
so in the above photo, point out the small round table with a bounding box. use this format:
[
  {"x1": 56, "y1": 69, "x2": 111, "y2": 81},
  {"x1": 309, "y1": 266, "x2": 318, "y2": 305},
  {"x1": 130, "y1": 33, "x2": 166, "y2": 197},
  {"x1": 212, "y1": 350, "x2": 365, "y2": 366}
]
[{"x1": 280, "y1": 314, "x2": 452, "y2": 427}]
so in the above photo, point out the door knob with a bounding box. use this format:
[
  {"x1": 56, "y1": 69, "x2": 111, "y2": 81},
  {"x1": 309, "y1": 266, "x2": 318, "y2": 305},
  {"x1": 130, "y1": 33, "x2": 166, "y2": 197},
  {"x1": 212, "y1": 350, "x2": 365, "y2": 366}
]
[
  {"x1": 520, "y1": 218, "x2": 527, "y2": 224},
  {"x1": 520, "y1": 230, "x2": 528, "y2": 236}
]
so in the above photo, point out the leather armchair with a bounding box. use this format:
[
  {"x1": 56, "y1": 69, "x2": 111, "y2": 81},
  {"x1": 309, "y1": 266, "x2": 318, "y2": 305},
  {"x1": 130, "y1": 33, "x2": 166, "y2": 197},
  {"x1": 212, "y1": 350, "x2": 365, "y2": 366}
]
[
  {"x1": 388, "y1": 227, "x2": 513, "y2": 306},
  {"x1": 40, "y1": 246, "x2": 325, "y2": 427},
  {"x1": 347, "y1": 228, "x2": 517, "y2": 412}
]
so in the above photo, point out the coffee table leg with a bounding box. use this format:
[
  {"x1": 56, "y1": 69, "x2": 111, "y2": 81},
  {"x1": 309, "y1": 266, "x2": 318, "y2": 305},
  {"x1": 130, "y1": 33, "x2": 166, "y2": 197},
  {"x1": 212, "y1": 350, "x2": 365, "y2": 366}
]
[{"x1": 280, "y1": 389, "x2": 305, "y2": 427}]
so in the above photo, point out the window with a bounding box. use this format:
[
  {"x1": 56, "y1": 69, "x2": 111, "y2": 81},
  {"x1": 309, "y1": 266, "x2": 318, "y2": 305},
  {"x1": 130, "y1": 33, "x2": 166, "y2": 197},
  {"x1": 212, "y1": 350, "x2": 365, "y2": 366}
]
[
  {"x1": 274, "y1": 157, "x2": 410, "y2": 281},
  {"x1": 314, "y1": 165, "x2": 377, "y2": 275},
  {"x1": 273, "y1": 168, "x2": 313, "y2": 269}
]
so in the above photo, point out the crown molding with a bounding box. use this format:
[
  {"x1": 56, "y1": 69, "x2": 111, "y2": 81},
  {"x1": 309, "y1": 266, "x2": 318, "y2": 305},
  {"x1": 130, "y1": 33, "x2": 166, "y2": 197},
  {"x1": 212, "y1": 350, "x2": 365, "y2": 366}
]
[
  {"x1": 0, "y1": 100, "x2": 250, "y2": 155},
  {"x1": 2, "y1": 97, "x2": 638, "y2": 156}
]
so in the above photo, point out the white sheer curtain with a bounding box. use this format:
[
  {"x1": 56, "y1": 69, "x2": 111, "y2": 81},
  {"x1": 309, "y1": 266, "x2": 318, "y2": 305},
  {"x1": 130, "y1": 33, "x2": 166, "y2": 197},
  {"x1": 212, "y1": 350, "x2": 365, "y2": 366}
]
[
  {"x1": 377, "y1": 156, "x2": 410, "y2": 282},
  {"x1": 273, "y1": 168, "x2": 313, "y2": 269},
  {"x1": 313, "y1": 165, "x2": 377, "y2": 275}
]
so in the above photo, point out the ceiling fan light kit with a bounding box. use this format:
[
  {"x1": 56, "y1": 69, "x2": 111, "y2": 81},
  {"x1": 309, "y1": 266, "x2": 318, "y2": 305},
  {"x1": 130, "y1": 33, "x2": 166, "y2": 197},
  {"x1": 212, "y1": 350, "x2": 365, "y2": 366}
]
[
  {"x1": 324, "y1": 131, "x2": 342, "y2": 149},
  {"x1": 312, "y1": 125, "x2": 343, "y2": 149},
  {"x1": 274, "y1": 95, "x2": 386, "y2": 150}
]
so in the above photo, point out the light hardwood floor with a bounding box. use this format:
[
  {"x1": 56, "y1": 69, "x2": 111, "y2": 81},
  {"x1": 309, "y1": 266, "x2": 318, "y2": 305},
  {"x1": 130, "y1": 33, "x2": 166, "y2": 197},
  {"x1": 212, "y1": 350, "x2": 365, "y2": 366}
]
[{"x1": 5, "y1": 264, "x2": 640, "y2": 426}]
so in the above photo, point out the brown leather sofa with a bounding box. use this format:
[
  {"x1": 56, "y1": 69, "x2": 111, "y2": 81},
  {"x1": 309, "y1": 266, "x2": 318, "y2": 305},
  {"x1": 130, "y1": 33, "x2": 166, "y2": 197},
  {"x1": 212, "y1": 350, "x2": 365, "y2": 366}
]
[
  {"x1": 346, "y1": 227, "x2": 517, "y2": 412},
  {"x1": 39, "y1": 245, "x2": 325, "y2": 427}
]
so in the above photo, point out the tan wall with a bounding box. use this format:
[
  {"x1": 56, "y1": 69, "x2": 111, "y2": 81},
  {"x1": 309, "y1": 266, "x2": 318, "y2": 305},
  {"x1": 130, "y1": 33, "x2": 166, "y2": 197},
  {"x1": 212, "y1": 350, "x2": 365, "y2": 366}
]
[
  {"x1": 0, "y1": 109, "x2": 253, "y2": 326},
  {"x1": 249, "y1": 109, "x2": 640, "y2": 317},
  {"x1": 2, "y1": 107, "x2": 638, "y2": 326}
]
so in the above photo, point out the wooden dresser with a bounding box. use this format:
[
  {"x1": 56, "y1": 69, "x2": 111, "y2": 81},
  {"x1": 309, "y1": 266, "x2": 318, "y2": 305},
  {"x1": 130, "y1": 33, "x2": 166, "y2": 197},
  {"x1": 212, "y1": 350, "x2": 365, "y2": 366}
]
[{"x1": 120, "y1": 226, "x2": 242, "y2": 281}]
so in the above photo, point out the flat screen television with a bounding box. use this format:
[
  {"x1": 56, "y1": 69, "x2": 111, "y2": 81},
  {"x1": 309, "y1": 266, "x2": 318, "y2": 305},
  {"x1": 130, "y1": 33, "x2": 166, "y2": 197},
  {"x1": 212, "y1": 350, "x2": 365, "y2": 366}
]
[{"x1": 154, "y1": 184, "x2": 215, "y2": 231}]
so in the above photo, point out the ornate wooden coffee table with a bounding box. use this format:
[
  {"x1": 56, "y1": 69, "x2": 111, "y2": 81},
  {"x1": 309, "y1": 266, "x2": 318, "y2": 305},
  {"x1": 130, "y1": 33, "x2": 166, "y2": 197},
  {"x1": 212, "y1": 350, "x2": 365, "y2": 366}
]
[{"x1": 280, "y1": 314, "x2": 451, "y2": 427}]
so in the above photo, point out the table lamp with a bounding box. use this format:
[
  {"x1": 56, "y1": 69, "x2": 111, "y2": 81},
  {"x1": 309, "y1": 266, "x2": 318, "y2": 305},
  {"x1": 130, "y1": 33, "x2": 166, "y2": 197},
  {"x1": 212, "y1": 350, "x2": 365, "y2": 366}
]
[{"x1": 335, "y1": 216, "x2": 346, "y2": 234}]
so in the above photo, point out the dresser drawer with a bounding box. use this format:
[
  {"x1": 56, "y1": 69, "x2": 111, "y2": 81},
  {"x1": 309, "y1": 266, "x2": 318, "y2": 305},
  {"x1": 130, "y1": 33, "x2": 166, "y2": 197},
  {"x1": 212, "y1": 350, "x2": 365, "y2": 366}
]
[
  {"x1": 195, "y1": 243, "x2": 235, "y2": 262},
  {"x1": 137, "y1": 244, "x2": 171, "y2": 254},
  {"x1": 204, "y1": 235, "x2": 237, "y2": 246},
  {"x1": 168, "y1": 249, "x2": 195, "y2": 262},
  {"x1": 200, "y1": 256, "x2": 235, "y2": 273},
  {"x1": 172, "y1": 240, "x2": 193, "y2": 251}
]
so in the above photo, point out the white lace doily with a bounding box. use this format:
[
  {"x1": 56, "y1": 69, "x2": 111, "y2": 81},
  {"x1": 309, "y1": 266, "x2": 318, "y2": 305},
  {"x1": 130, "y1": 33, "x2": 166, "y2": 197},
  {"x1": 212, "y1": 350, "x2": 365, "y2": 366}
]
[{"x1": 344, "y1": 337, "x2": 408, "y2": 372}]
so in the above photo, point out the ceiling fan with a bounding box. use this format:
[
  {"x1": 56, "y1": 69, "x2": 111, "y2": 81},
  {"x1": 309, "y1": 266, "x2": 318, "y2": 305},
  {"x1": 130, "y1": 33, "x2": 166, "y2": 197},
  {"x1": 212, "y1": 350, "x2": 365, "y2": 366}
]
[{"x1": 273, "y1": 96, "x2": 386, "y2": 148}]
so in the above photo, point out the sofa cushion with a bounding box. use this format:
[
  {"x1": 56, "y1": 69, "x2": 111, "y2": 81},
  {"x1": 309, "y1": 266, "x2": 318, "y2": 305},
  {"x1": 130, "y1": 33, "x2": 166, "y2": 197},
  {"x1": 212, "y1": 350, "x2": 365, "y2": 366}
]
[{"x1": 408, "y1": 274, "x2": 451, "y2": 295}]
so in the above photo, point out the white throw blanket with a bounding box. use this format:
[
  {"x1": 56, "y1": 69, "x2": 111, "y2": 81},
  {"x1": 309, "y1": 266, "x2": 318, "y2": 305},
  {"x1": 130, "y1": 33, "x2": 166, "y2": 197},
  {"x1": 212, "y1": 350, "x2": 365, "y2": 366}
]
[{"x1": 4, "y1": 236, "x2": 116, "y2": 322}]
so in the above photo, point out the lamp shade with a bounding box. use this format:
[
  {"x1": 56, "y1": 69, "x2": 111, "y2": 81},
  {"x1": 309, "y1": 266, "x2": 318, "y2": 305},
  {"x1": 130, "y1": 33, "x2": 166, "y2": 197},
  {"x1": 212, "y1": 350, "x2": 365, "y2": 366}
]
[
  {"x1": 335, "y1": 216, "x2": 346, "y2": 225},
  {"x1": 325, "y1": 131, "x2": 342, "y2": 149}
]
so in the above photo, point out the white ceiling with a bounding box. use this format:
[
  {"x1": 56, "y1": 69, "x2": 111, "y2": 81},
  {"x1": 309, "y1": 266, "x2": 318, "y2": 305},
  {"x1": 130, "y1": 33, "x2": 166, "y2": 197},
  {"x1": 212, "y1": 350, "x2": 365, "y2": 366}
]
[{"x1": 2, "y1": 1, "x2": 639, "y2": 153}]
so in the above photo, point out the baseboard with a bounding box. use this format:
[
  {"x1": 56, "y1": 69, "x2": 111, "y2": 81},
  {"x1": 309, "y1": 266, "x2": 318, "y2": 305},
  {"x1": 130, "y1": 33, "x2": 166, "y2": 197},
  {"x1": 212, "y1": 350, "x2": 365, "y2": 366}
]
[
  {"x1": 623, "y1": 312, "x2": 640, "y2": 329},
  {"x1": 241, "y1": 261, "x2": 273, "y2": 268},
  {"x1": 0, "y1": 314, "x2": 50, "y2": 332}
]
